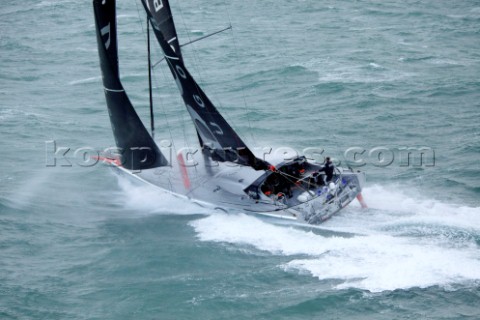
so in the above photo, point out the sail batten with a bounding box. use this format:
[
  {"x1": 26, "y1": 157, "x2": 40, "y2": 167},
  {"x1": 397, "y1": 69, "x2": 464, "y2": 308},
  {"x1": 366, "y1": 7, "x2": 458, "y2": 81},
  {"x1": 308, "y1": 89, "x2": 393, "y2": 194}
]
[{"x1": 141, "y1": 0, "x2": 269, "y2": 170}]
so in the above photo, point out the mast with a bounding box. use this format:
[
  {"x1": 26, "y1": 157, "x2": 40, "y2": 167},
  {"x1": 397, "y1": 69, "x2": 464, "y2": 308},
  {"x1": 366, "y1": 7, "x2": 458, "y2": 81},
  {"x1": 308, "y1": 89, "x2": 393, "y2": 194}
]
[
  {"x1": 147, "y1": 18, "x2": 154, "y2": 138},
  {"x1": 141, "y1": 0, "x2": 270, "y2": 170}
]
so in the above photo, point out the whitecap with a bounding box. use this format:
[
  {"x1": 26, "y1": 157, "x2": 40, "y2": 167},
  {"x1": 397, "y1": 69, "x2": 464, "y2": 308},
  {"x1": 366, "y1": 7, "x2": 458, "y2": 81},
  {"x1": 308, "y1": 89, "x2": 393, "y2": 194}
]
[{"x1": 190, "y1": 183, "x2": 480, "y2": 292}]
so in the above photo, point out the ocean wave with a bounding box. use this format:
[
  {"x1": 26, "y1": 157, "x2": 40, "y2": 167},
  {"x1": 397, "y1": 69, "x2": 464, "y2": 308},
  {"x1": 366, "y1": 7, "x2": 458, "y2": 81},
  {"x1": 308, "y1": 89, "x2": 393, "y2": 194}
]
[
  {"x1": 68, "y1": 76, "x2": 102, "y2": 86},
  {"x1": 294, "y1": 58, "x2": 412, "y2": 84},
  {"x1": 189, "y1": 183, "x2": 480, "y2": 293},
  {"x1": 116, "y1": 175, "x2": 211, "y2": 216}
]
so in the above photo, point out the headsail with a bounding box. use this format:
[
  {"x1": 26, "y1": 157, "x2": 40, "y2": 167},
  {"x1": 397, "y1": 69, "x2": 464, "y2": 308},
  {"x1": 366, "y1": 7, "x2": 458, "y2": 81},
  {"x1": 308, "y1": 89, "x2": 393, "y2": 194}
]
[
  {"x1": 142, "y1": 0, "x2": 183, "y2": 61},
  {"x1": 93, "y1": 0, "x2": 168, "y2": 170},
  {"x1": 141, "y1": 0, "x2": 270, "y2": 170}
]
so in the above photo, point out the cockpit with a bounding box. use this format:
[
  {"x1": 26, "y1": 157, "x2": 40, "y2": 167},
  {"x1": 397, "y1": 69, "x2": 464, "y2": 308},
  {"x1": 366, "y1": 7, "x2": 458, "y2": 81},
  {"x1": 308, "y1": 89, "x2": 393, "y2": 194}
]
[{"x1": 244, "y1": 156, "x2": 335, "y2": 204}]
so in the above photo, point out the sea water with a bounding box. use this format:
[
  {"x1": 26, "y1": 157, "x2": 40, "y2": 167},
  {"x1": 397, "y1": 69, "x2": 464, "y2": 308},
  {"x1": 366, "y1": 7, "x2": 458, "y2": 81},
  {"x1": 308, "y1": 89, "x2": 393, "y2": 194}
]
[{"x1": 1, "y1": 0, "x2": 479, "y2": 319}]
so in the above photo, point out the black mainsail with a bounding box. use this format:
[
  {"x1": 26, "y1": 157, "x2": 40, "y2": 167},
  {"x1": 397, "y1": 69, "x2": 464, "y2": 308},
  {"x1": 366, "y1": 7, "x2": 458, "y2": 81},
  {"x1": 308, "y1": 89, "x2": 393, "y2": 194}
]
[
  {"x1": 93, "y1": 0, "x2": 168, "y2": 170},
  {"x1": 141, "y1": 0, "x2": 269, "y2": 170}
]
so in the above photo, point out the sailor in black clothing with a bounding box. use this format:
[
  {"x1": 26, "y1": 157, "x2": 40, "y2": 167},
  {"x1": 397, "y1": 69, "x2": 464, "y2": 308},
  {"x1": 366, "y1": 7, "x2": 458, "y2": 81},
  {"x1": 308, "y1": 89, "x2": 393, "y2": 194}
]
[{"x1": 319, "y1": 157, "x2": 334, "y2": 182}]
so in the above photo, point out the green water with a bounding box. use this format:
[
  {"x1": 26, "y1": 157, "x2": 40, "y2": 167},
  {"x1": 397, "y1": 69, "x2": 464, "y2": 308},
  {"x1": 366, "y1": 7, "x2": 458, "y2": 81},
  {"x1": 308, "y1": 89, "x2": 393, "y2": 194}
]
[{"x1": 1, "y1": 0, "x2": 479, "y2": 319}]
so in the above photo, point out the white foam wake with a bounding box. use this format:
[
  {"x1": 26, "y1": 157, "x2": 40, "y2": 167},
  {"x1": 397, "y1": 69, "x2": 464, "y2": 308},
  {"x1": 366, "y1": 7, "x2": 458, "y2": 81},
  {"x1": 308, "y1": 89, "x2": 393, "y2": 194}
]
[
  {"x1": 189, "y1": 184, "x2": 480, "y2": 292},
  {"x1": 115, "y1": 175, "x2": 211, "y2": 216},
  {"x1": 116, "y1": 174, "x2": 480, "y2": 292},
  {"x1": 330, "y1": 184, "x2": 480, "y2": 234}
]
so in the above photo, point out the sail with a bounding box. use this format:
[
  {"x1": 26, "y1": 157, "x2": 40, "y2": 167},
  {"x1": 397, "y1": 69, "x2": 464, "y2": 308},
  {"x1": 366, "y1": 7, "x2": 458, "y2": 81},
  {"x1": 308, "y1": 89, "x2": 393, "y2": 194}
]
[
  {"x1": 140, "y1": 0, "x2": 270, "y2": 170},
  {"x1": 93, "y1": 0, "x2": 168, "y2": 170},
  {"x1": 142, "y1": 0, "x2": 183, "y2": 60}
]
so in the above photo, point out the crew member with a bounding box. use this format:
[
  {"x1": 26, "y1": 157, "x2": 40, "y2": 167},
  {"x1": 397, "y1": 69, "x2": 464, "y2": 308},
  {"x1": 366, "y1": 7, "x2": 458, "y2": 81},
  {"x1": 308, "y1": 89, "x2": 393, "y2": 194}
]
[{"x1": 319, "y1": 157, "x2": 334, "y2": 182}]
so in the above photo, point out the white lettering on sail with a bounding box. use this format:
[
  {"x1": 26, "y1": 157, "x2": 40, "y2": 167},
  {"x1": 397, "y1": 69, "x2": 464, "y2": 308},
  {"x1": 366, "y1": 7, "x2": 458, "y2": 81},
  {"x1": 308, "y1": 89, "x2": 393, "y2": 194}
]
[
  {"x1": 175, "y1": 65, "x2": 186, "y2": 79},
  {"x1": 173, "y1": 73, "x2": 184, "y2": 96},
  {"x1": 167, "y1": 37, "x2": 177, "y2": 53},
  {"x1": 101, "y1": 23, "x2": 111, "y2": 49},
  {"x1": 153, "y1": 0, "x2": 164, "y2": 12},
  {"x1": 193, "y1": 95, "x2": 205, "y2": 108},
  {"x1": 209, "y1": 122, "x2": 224, "y2": 135},
  {"x1": 170, "y1": 63, "x2": 184, "y2": 95}
]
